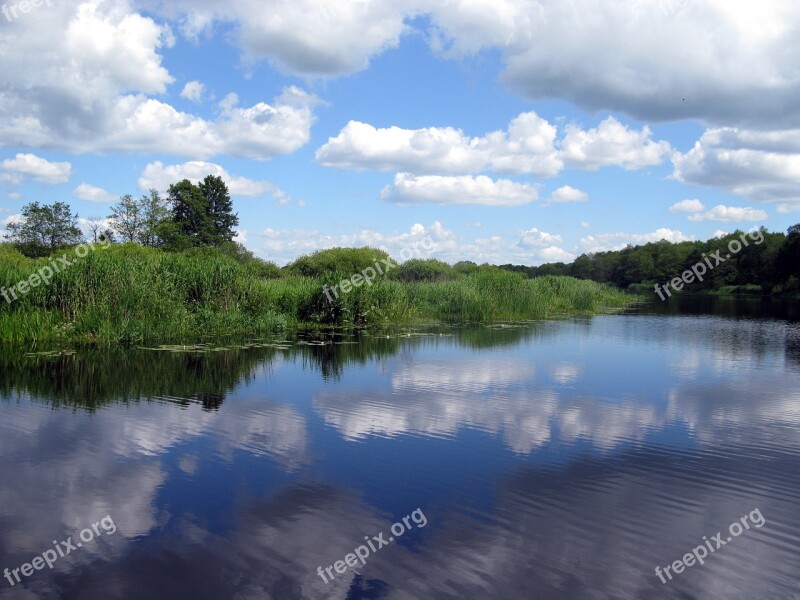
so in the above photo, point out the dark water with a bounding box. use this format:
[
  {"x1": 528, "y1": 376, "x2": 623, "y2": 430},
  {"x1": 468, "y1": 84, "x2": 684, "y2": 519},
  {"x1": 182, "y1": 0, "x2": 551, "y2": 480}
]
[{"x1": 1, "y1": 297, "x2": 799, "y2": 599}]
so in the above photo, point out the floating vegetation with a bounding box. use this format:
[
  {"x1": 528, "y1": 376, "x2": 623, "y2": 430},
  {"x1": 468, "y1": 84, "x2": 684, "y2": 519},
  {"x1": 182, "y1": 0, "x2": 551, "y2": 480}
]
[{"x1": 24, "y1": 350, "x2": 76, "y2": 358}]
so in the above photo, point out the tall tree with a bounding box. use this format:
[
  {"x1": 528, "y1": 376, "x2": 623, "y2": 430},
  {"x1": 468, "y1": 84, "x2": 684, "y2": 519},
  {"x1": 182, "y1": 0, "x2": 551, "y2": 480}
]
[
  {"x1": 163, "y1": 179, "x2": 212, "y2": 249},
  {"x1": 4, "y1": 201, "x2": 82, "y2": 257},
  {"x1": 199, "y1": 175, "x2": 239, "y2": 245},
  {"x1": 137, "y1": 189, "x2": 170, "y2": 247},
  {"x1": 108, "y1": 195, "x2": 142, "y2": 243},
  {"x1": 162, "y1": 177, "x2": 239, "y2": 249}
]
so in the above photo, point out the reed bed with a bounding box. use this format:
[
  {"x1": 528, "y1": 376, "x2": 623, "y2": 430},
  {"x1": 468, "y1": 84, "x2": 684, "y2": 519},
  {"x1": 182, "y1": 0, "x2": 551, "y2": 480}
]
[{"x1": 0, "y1": 244, "x2": 635, "y2": 344}]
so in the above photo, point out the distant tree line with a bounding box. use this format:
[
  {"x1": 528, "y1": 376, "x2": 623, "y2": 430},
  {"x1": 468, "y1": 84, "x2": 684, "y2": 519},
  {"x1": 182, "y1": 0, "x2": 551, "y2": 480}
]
[
  {"x1": 4, "y1": 175, "x2": 239, "y2": 258},
  {"x1": 500, "y1": 225, "x2": 800, "y2": 295}
]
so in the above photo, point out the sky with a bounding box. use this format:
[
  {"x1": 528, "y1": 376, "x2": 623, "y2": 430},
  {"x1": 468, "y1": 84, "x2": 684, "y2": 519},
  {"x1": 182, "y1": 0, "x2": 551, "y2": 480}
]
[{"x1": 1, "y1": 0, "x2": 799, "y2": 266}]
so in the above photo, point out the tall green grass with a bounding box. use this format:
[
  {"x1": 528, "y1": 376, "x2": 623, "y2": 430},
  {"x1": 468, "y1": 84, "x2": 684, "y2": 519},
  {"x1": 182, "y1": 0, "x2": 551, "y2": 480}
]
[{"x1": 0, "y1": 244, "x2": 635, "y2": 344}]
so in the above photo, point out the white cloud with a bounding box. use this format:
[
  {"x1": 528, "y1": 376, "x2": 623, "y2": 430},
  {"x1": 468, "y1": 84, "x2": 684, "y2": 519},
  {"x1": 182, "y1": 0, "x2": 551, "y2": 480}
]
[
  {"x1": 517, "y1": 227, "x2": 563, "y2": 249},
  {"x1": 259, "y1": 222, "x2": 457, "y2": 265},
  {"x1": 381, "y1": 173, "x2": 538, "y2": 207},
  {"x1": 180, "y1": 80, "x2": 204, "y2": 102},
  {"x1": 428, "y1": 0, "x2": 800, "y2": 127},
  {"x1": 580, "y1": 228, "x2": 693, "y2": 253},
  {"x1": 152, "y1": 0, "x2": 410, "y2": 76},
  {"x1": 481, "y1": 112, "x2": 563, "y2": 176},
  {"x1": 74, "y1": 183, "x2": 114, "y2": 203},
  {"x1": 539, "y1": 246, "x2": 576, "y2": 262},
  {"x1": 550, "y1": 185, "x2": 588, "y2": 203},
  {"x1": 315, "y1": 121, "x2": 486, "y2": 174},
  {"x1": 0, "y1": 153, "x2": 72, "y2": 184},
  {"x1": 580, "y1": 221, "x2": 591, "y2": 229},
  {"x1": 149, "y1": 2, "x2": 800, "y2": 127},
  {"x1": 2, "y1": 214, "x2": 22, "y2": 232},
  {"x1": 559, "y1": 117, "x2": 671, "y2": 171},
  {"x1": 673, "y1": 127, "x2": 800, "y2": 209},
  {"x1": 687, "y1": 204, "x2": 768, "y2": 223},
  {"x1": 318, "y1": 113, "x2": 668, "y2": 178},
  {"x1": 316, "y1": 112, "x2": 562, "y2": 177},
  {"x1": 233, "y1": 229, "x2": 247, "y2": 244},
  {"x1": 138, "y1": 161, "x2": 288, "y2": 200},
  {"x1": 669, "y1": 199, "x2": 705, "y2": 213},
  {"x1": 33, "y1": 86, "x2": 316, "y2": 160},
  {"x1": 0, "y1": 1, "x2": 317, "y2": 160},
  {"x1": 6, "y1": 192, "x2": 23, "y2": 200}
]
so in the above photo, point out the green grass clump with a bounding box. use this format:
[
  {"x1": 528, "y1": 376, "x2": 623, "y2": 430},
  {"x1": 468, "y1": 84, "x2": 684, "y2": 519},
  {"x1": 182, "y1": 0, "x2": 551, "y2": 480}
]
[{"x1": 0, "y1": 244, "x2": 636, "y2": 344}]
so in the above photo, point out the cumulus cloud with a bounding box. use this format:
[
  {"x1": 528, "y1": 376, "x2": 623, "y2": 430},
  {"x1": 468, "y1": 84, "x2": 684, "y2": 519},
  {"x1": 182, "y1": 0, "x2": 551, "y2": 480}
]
[
  {"x1": 2, "y1": 86, "x2": 318, "y2": 160},
  {"x1": 538, "y1": 246, "x2": 576, "y2": 263},
  {"x1": 687, "y1": 204, "x2": 768, "y2": 223},
  {"x1": 559, "y1": 117, "x2": 671, "y2": 171},
  {"x1": 381, "y1": 173, "x2": 539, "y2": 206},
  {"x1": 673, "y1": 127, "x2": 800, "y2": 209},
  {"x1": 138, "y1": 161, "x2": 288, "y2": 200},
  {"x1": 315, "y1": 121, "x2": 486, "y2": 174},
  {"x1": 146, "y1": 2, "x2": 800, "y2": 127},
  {"x1": 233, "y1": 229, "x2": 247, "y2": 244},
  {"x1": 74, "y1": 183, "x2": 114, "y2": 203},
  {"x1": 580, "y1": 228, "x2": 693, "y2": 253},
  {"x1": 0, "y1": 153, "x2": 72, "y2": 185},
  {"x1": 0, "y1": 1, "x2": 318, "y2": 160},
  {"x1": 430, "y1": 0, "x2": 800, "y2": 127},
  {"x1": 669, "y1": 199, "x2": 705, "y2": 213},
  {"x1": 517, "y1": 227, "x2": 563, "y2": 249},
  {"x1": 180, "y1": 80, "x2": 204, "y2": 102},
  {"x1": 550, "y1": 185, "x2": 588, "y2": 203},
  {"x1": 318, "y1": 113, "x2": 667, "y2": 178},
  {"x1": 259, "y1": 221, "x2": 457, "y2": 265}
]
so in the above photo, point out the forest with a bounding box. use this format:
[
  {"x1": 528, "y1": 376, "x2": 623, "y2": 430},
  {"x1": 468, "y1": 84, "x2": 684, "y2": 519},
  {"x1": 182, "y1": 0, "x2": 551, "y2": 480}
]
[{"x1": 500, "y1": 226, "x2": 800, "y2": 296}]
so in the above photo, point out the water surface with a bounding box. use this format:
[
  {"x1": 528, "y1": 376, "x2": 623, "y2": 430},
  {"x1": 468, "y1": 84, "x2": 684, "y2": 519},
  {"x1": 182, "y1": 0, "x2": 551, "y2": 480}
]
[{"x1": 1, "y1": 298, "x2": 799, "y2": 599}]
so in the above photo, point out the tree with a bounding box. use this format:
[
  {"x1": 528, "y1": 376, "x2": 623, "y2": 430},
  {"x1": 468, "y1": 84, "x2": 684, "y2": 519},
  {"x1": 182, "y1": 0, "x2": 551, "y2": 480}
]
[
  {"x1": 4, "y1": 201, "x2": 83, "y2": 257},
  {"x1": 108, "y1": 195, "x2": 142, "y2": 243},
  {"x1": 86, "y1": 217, "x2": 106, "y2": 243},
  {"x1": 137, "y1": 189, "x2": 170, "y2": 247},
  {"x1": 200, "y1": 175, "x2": 239, "y2": 245},
  {"x1": 164, "y1": 179, "x2": 212, "y2": 249},
  {"x1": 162, "y1": 177, "x2": 239, "y2": 249}
]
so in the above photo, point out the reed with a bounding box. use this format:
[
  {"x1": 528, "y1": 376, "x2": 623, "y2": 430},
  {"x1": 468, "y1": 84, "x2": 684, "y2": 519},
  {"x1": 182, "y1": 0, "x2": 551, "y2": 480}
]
[{"x1": 0, "y1": 244, "x2": 635, "y2": 344}]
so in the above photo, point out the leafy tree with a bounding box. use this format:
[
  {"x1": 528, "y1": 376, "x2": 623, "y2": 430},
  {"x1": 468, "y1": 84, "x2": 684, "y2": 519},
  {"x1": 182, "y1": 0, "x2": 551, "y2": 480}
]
[
  {"x1": 109, "y1": 195, "x2": 142, "y2": 243},
  {"x1": 4, "y1": 201, "x2": 82, "y2": 257},
  {"x1": 162, "y1": 177, "x2": 238, "y2": 249},
  {"x1": 778, "y1": 224, "x2": 800, "y2": 282},
  {"x1": 137, "y1": 189, "x2": 170, "y2": 247},
  {"x1": 199, "y1": 175, "x2": 239, "y2": 245},
  {"x1": 163, "y1": 179, "x2": 213, "y2": 249}
]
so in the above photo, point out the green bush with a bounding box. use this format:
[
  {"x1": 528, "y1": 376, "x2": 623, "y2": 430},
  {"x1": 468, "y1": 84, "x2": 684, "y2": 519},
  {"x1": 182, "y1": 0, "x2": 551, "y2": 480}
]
[
  {"x1": 389, "y1": 259, "x2": 459, "y2": 283},
  {"x1": 285, "y1": 247, "x2": 391, "y2": 279}
]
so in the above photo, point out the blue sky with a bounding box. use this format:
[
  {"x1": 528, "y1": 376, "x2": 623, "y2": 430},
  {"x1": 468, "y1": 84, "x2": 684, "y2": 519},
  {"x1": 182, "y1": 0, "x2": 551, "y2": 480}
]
[{"x1": 1, "y1": 1, "x2": 798, "y2": 265}]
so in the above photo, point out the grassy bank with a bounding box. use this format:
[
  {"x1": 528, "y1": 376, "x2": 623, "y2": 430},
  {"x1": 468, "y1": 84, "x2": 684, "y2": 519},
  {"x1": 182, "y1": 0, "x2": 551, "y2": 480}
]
[{"x1": 0, "y1": 244, "x2": 636, "y2": 344}]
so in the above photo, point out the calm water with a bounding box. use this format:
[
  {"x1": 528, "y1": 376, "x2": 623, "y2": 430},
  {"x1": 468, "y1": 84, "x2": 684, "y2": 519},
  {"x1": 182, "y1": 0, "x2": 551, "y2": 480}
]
[{"x1": 1, "y1": 297, "x2": 799, "y2": 599}]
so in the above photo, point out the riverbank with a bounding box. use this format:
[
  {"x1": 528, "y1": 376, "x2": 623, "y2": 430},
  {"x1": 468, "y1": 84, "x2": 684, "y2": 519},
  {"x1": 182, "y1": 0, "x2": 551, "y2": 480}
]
[{"x1": 0, "y1": 244, "x2": 637, "y2": 345}]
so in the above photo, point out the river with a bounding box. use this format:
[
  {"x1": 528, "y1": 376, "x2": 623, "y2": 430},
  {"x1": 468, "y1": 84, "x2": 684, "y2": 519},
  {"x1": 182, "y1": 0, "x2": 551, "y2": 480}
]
[{"x1": 1, "y1": 297, "x2": 798, "y2": 599}]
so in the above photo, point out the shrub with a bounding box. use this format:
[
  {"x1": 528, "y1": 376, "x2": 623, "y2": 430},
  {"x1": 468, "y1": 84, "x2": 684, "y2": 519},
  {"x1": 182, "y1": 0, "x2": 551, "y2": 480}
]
[
  {"x1": 285, "y1": 247, "x2": 391, "y2": 279},
  {"x1": 389, "y1": 259, "x2": 458, "y2": 283}
]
